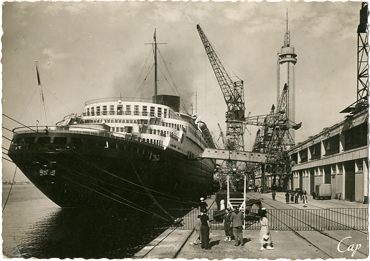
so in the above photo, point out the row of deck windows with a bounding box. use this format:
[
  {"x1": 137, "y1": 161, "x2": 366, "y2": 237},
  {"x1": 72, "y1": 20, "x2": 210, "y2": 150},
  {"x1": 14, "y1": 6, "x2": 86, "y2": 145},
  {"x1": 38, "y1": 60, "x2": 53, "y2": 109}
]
[
  {"x1": 85, "y1": 119, "x2": 148, "y2": 124},
  {"x1": 84, "y1": 118, "x2": 188, "y2": 134},
  {"x1": 86, "y1": 105, "x2": 168, "y2": 118},
  {"x1": 13, "y1": 136, "x2": 163, "y2": 148}
]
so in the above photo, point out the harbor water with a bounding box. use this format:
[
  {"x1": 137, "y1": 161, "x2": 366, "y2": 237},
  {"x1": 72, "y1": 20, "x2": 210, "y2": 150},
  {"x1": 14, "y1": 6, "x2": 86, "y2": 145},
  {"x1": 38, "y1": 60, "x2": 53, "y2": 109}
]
[{"x1": 2, "y1": 184, "x2": 172, "y2": 258}]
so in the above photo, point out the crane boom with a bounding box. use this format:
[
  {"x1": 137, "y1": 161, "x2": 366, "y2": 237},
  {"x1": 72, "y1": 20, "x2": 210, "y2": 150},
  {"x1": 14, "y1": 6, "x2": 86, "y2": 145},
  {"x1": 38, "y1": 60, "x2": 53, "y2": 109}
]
[
  {"x1": 197, "y1": 24, "x2": 245, "y2": 151},
  {"x1": 196, "y1": 25, "x2": 245, "y2": 116}
]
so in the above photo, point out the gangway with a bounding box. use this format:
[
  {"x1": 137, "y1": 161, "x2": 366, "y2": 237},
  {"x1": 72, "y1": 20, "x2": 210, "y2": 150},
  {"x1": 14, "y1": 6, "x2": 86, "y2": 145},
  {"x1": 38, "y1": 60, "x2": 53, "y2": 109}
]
[
  {"x1": 222, "y1": 174, "x2": 261, "y2": 229},
  {"x1": 198, "y1": 148, "x2": 267, "y2": 163}
]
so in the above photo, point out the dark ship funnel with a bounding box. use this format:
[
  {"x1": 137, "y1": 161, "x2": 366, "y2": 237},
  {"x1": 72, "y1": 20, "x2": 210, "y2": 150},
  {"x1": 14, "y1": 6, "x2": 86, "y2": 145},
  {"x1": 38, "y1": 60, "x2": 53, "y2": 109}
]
[{"x1": 154, "y1": 95, "x2": 180, "y2": 112}]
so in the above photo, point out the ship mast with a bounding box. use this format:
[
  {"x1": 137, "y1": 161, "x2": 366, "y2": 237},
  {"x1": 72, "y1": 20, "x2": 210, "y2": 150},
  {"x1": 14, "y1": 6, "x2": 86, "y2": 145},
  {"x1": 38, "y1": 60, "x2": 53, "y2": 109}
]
[{"x1": 154, "y1": 29, "x2": 158, "y2": 104}]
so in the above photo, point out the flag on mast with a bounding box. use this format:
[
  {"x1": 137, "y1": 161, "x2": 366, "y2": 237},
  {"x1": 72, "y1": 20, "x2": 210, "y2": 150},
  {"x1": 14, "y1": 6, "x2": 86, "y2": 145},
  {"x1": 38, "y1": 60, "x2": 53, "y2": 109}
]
[{"x1": 35, "y1": 60, "x2": 41, "y2": 86}]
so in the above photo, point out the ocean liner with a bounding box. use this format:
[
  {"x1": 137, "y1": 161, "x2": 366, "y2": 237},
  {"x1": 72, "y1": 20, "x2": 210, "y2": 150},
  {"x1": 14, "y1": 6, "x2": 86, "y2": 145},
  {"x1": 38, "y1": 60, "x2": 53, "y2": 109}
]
[{"x1": 7, "y1": 32, "x2": 216, "y2": 215}]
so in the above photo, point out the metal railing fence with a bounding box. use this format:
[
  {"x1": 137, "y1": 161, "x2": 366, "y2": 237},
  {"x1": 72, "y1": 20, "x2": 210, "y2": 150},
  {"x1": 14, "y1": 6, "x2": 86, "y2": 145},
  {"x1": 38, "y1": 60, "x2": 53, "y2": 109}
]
[{"x1": 170, "y1": 208, "x2": 368, "y2": 231}]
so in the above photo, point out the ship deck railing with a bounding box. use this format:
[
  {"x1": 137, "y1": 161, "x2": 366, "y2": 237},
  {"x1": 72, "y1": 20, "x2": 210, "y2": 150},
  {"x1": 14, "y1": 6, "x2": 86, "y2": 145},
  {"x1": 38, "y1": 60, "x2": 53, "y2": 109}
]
[
  {"x1": 11, "y1": 126, "x2": 167, "y2": 148},
  {"x1": 84, "y1": 97, "x2": 152, "y2": 106}
]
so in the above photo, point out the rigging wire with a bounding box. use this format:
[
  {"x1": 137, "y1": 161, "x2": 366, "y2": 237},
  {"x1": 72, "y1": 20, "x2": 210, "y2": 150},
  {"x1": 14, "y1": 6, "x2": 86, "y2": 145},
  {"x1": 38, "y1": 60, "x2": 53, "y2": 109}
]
[
  {"x1": 19, "y1": 86, "x2": 39, "y2": 121},
  {"x1": 129, "y1": 160, "x2": 175, "y2": 221},
  {"x1": 66, "y1": 150, "x2": 197, "y2": 204},
  {"x1": 157, "y1": 48, "x2": 189, "y2": 114},
  {"x1": 61, "y1": 175, "x2": 170, "y2": 221},
  {"x1": 131, "y1": 47, "x2": 154, "y2": 98},
  {"x1": 2, "y1": 126, "x2": 13, "y2": 133},
  {"x1": 58, "y1": 164, "x2": 171, "y2": 221},
  {"x1": 157, "y1": 49, "x2": 181, "y2": 96},
  {"x1": 65, "y1": 164, "x2": 193, "y2": 205},
  {"x1": 2, "y1": 135, "x2": 12, "y2": 142},
  {"x1": 2, "y1": 167, "x2": 17, "y2": 212},
  {"x1": 42, "y1": 86, "x2": 74, "y2": 115},
  {"x1": 3, "y1": 114, "x2": 46, "y2": 136},
  {"x1": 157, "y1": 66, "x2": 190, "y2": 115},
  {"x1": 2, "y1": 157, "x2": 13, "y2": 163},
  {"x1": 133, "y1": 64, "x2": 155, "y2": 99}
]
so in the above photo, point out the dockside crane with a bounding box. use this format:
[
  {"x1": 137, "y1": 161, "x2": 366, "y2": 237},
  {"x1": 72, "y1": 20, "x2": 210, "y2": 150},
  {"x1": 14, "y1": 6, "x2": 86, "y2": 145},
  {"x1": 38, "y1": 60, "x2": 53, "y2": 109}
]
[
  {"x1": 197, "y1": 24, "x2": 245, "y2": 152},
  {"x1": 341, "y1": 2, "x2": 369, "y2": 114},
  {"x1": 197, "y1": 24, "x2": 253, "y2": 213},
  {"x1": 249, "y1": 84, "x2": 301, "y2": 191}
]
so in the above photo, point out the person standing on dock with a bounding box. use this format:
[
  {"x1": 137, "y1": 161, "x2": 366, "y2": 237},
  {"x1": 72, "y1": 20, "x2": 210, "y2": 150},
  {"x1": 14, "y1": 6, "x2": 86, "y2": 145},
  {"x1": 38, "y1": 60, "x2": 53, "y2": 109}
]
[
  {"x1": 199, "y1": 197, "x2": 208, "y2": 213},
  {"x1": 272, "y1": 191, "x2": 276, "y2": 200},
  {"x1": 259, "y1": 208, "x2": 274, "y2": 250},
  {"x1": 285, "y1": 192, "x2": 290, "y2": 204},
  {"x1": 190, "y1": 215, "x2": 201, "y2": 245},
  {"x1": 302, "y1": 191, "x2": 308, "y2": 207},
  {"x1": 200, "y1": 210, "x2": 210, "y2": 250},
  {"x1": 231, "y1": 206, "x2": 244, "y2": 247},
  {"x1": 294, "y1": 191, "x2": 299, "y2": 204},
  {"x1": 223, "y1": 208, "x2": 232, "y2": 241},
  {"x1": 220, "y1": 199, "x2": 225, "y2": 210}
]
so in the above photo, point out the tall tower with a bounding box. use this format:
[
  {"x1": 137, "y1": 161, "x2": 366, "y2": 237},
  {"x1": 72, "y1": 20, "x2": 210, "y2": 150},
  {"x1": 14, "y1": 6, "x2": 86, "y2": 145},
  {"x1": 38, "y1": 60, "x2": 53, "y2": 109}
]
[{"x1": 277, "y1": 10, "x2": 297, "y2": 139}]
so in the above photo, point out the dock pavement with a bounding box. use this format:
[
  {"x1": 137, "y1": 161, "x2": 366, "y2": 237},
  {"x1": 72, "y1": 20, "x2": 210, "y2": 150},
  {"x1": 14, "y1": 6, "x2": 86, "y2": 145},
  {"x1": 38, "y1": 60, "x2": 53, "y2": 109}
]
[{"x1": 133, "y1": 191, "x2": 368, "y2": 259}]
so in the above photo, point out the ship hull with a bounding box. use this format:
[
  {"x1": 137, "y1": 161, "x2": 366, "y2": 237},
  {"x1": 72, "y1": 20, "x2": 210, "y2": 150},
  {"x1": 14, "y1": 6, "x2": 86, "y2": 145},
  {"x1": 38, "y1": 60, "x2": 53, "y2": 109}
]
[{"x1": 8, "y1": 131, "x2": 215, "y2": 212}]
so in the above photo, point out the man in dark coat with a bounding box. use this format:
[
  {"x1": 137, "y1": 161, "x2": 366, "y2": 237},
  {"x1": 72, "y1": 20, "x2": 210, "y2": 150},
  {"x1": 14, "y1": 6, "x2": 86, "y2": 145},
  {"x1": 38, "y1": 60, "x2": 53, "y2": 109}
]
[
  {"x1": 285, "y1": 191, "x2": 290, "y2": 204},
  {"x1": 200, "y1": 210, "x2": 210, "y2": 249},
  {"x1": 231, "y1": 206, "x2": 244, "y2": 246}
]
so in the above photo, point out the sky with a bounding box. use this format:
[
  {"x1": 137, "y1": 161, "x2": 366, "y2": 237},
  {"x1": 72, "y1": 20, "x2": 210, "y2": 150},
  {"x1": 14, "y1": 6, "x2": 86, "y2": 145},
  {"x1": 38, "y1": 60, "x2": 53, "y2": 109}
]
[{"x1": 1, "y1": 1, "x2": 364, "y2": 181}]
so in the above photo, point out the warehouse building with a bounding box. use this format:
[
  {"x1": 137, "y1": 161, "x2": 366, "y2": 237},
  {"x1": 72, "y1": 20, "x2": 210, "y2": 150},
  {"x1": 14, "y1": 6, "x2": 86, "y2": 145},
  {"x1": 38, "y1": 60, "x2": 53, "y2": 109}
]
[{"x1": 288, "y1": 109, "x2": 368, "y2": 202}]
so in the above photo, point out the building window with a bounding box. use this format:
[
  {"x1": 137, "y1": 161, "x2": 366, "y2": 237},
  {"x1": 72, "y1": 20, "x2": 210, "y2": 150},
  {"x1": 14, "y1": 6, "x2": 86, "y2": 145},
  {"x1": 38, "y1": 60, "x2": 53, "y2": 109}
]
[
  {"x1": 324, "y1": 135, "x2": 339, "y2": 156},
  {"x1": 331, "y1": 165, "x2": 336, "y2": 174},
  {"x1": 116, "y1": 105, "x2": 122, "y2": 115},
  {"x1": 338, "y1": 163, "x2": 343, "y2": 174},
  {"x1": 103, "y1": 105, "x2": 107, "y2": 115},
  {"x1": 126, "y1": 105, "x2": 131, "y2": 115},
  {"x1": 299, "y1": 148, "x2": 308, "y2": 163},
  {"x1": 164, "y1": 108, "x2": 167, "y2": 118},
  {"x1": 96, "y1": 106, "x2": 100, "y2": 116},
  {"x1": 150, "y1": 107, "x2": 155, "y2": 117},
  {"x1": 143, "y1": 106, "x2": 148, "y2": 116},
  {"x1": 158, "y1": 107, "x2": 162, "y2": 117},
  {"x1": 356, "y1": 160, "x2": 363, "y2": 172},
  {"x1": 134, "y1": 105, "x2": 139, "y2": 115}
]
